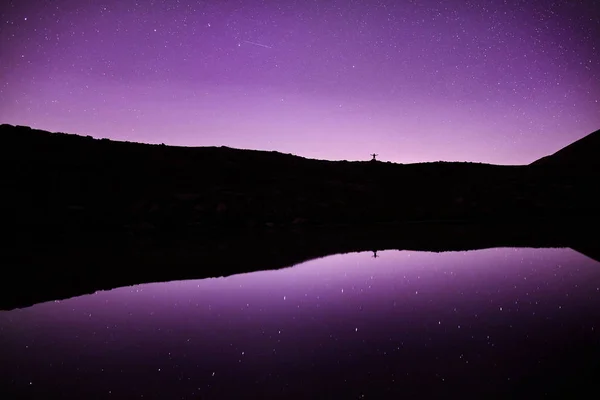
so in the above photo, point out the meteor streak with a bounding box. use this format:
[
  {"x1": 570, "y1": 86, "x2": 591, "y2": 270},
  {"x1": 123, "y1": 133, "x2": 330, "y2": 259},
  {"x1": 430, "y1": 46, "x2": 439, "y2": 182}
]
[{"x1": 242, "y1": 40, "x2": 272, "y2": 49}]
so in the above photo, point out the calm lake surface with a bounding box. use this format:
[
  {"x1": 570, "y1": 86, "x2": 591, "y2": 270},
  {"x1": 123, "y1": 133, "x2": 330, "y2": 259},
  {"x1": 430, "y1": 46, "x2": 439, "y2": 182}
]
[{"x1": 1, "y1": 248, "x2": 599, "y2": 399}]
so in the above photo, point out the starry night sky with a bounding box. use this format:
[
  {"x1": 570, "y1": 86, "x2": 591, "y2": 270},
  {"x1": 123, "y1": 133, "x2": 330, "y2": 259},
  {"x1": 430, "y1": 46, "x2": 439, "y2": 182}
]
[{"x1": 1, "y1": 0, "x2": 599, "y2": 164}]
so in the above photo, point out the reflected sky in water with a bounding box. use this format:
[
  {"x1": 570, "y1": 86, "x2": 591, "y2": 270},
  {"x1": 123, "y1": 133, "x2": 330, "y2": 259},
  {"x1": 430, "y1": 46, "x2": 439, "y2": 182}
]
[{"x1": 1, "y1": 248, "x2": 599, "y2": 399}]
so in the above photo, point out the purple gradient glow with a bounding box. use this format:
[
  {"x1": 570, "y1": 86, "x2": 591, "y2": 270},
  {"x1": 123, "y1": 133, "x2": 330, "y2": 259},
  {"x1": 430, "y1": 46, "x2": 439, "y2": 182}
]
[
  {"x1": 1, "y1": 0, "x2": 599, "y2": 164},
  {"x1": 1, "y1": 248, "x2": 599, "y2": 398}
]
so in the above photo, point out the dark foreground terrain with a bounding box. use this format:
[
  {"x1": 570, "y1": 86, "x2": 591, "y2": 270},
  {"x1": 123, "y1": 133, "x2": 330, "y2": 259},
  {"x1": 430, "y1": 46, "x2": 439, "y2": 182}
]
[{"x1": 0, "y1": 124, "x2": 599, "y2": 308}]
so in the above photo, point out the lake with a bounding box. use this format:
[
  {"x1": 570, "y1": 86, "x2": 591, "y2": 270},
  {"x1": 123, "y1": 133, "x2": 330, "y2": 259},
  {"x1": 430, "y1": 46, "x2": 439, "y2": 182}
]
[{"x1": 1, "y1": 247, "x2": 599, "y2": 398}]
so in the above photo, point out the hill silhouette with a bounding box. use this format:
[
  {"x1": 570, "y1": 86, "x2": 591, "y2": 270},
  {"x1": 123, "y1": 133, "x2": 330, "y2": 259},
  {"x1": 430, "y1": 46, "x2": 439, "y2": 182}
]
[
  {"x1": 1, "y1": 123, "x2": 598, "y2": 237},
  {"x1": 531, "y1": 128, "x2": 600, "y2": 168},
  {"x1": 1, "y1": 123, "x2": 599, "y2": 309}
]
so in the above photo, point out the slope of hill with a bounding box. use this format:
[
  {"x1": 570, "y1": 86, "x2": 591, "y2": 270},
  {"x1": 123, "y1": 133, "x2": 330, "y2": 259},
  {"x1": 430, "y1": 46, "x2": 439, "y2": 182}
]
[{"x1": 531, "y1": 129, "x2": 600, "y2": 168}]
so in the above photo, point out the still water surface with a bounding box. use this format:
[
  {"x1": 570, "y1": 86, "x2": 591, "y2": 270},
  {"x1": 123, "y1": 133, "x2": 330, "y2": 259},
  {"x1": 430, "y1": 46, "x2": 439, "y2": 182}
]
[{"x1": 1, "y1": 248, "x2": 599, "y2": 398}]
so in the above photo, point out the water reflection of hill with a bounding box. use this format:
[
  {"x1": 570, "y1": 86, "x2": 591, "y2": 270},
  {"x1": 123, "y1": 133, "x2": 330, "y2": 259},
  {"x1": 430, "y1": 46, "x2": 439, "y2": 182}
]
[{"x1": 3, "y1": 220, "x2": 598, "y2": 310}]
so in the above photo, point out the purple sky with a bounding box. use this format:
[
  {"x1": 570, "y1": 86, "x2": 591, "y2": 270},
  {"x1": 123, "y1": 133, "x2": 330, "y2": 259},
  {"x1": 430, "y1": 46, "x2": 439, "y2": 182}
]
[{"x1": 1, "y1": 0, "x2": 599, "y2": 164}]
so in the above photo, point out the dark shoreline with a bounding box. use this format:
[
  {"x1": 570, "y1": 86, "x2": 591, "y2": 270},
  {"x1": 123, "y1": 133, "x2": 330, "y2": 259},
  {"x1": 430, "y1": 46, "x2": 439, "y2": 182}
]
[{"x1": 3, "y1": 218, "x2": 598, "y2": 311}]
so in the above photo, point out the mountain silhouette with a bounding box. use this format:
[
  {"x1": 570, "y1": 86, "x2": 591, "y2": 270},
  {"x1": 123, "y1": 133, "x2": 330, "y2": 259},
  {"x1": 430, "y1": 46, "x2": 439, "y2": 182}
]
[
  {"x1": 1, "y1": 123, "x2": 598, "y2": 236},
  {"x1": 531, "y1": 128, "x2": 600, "y2": 168},
  {"x1": 1, "y1": 123, "x2": 598, "y2": 309}
]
